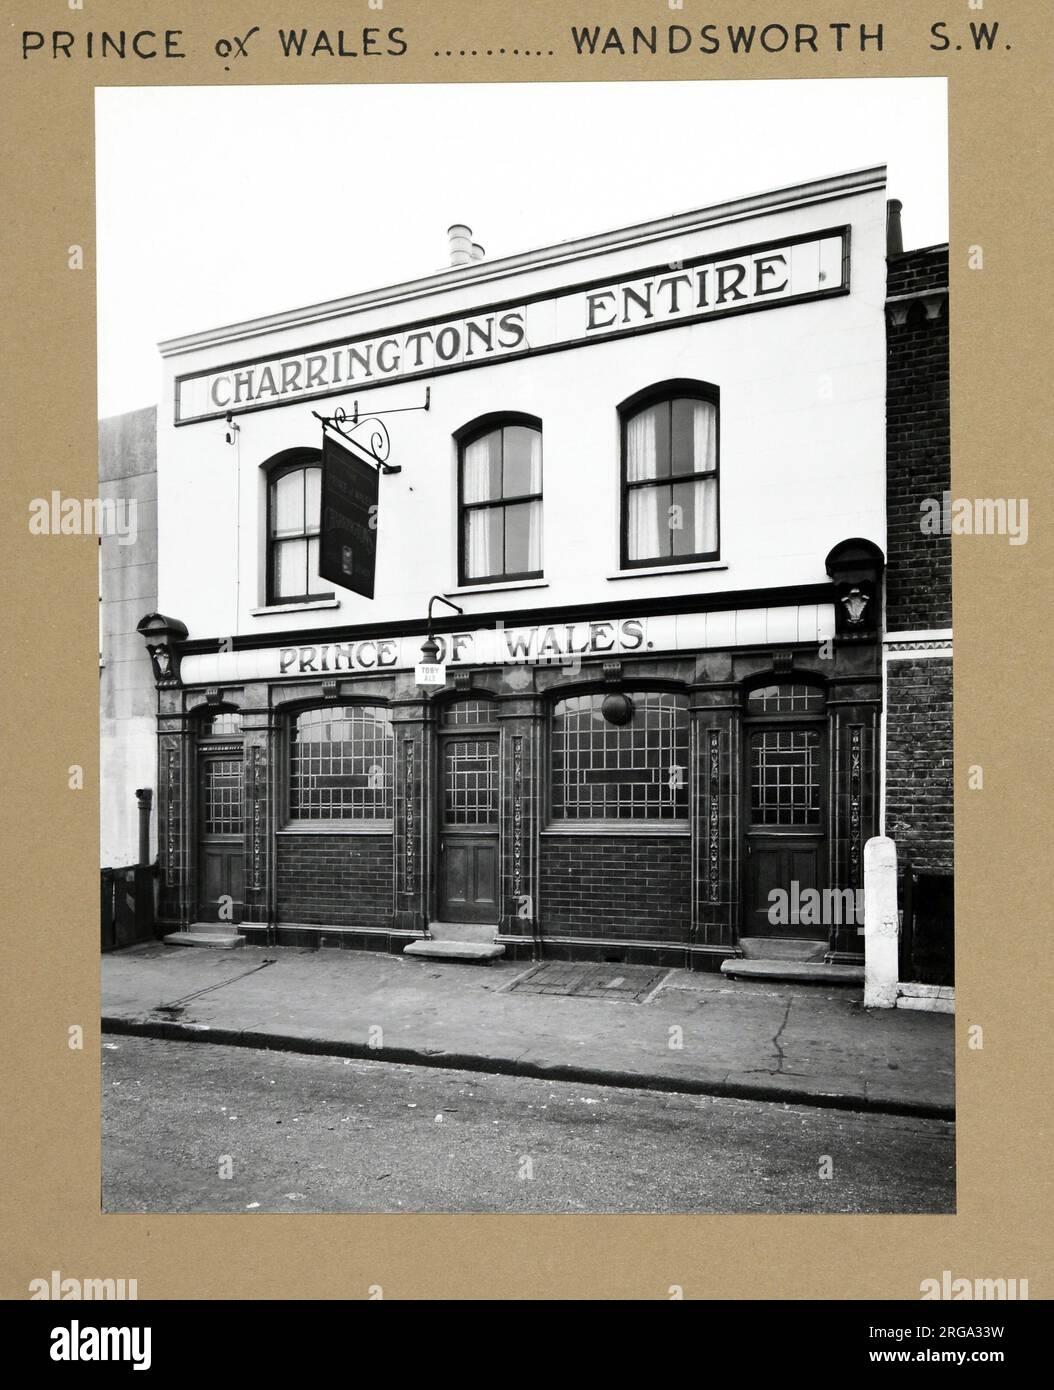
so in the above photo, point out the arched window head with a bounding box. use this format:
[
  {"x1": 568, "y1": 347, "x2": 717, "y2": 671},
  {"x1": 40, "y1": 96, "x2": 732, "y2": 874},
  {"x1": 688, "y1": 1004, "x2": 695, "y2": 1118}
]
[
  {"x1": 458, "y1": 416, "x2": 542, "y2": 584},
  {"x1": 198, "y1": 710, "x2": 243, "y2": 737},
  {"x1": 441, "y1": 698, "x2": 498, "y2": 726},
  {"x1": 265, "y1": 450, "x2": 333, "y2": 605},
  {"x1": 746, "y1": 683, "x2": 825, "y2": 715},
  {"x1": 620, "y1": 384, "x2": 719, "y2": 568}
]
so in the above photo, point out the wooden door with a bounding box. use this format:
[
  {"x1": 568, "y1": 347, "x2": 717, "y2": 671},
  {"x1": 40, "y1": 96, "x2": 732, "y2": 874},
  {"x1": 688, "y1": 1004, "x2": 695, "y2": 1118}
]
[
  {"x1": 437, "y1": 734, "x2": 499, "y2": 923},
  {"x1": 744, "y1": 726, "x2": 826, "y2": 938},
  {"x1": 197, "y1": 752, "x2": 245, "y2": 923}
]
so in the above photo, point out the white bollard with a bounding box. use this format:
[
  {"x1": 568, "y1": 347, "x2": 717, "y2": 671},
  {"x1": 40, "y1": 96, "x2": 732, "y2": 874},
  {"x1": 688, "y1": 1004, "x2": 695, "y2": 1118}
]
[{"x1": 864, "y1": 835, "x2": 899, "y2": 1008}]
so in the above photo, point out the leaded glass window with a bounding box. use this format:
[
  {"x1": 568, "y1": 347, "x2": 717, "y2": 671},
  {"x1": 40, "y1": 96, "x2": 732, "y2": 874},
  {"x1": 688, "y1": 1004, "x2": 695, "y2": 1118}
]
[
  {"x1": 288, "y1": 706, "x2": 394, "y2": 822},
  {"x1": 550, "y1": 692, "x2": 689, "y2": 823},
  {"x1": 749, "y1": 729, "x2": 821, "y2": 827},
  {"x1": 442, "y1": 738, "x2": 499, "y2": 826},
  {"x1": 441, "y1": 699, "x2": 498, "y2": 726},
  {"x1": 746, "y1": 683, "x2": 825, "y2": 715},
  {"x1": 202, "y1": 758, "x2": 243, "y2": 835},
  {"x1": 199, "y1": 711, "x2": 243, "y2": 737}
]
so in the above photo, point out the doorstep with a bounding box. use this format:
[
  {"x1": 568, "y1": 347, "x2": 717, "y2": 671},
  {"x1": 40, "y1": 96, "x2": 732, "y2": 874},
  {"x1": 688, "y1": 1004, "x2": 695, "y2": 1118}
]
[
  {"x1": 403, "y1": 939, "x2": 505, "y2": 962},
  {"x1": 738, "y1": 937, "x2": 827, "y2": 963},
  {"x1": 721, "y1": 959, "x2": 863, "y2": 985},
  {"x1": 163, "y1": 924, "x2": 246, "y2": 950}
]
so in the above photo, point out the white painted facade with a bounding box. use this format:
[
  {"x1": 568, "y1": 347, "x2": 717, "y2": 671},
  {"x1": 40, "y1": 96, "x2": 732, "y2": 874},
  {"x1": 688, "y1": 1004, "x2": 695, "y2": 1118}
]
[{"x1": 157, "y1": 167, "x2": 888, "y2": 644}]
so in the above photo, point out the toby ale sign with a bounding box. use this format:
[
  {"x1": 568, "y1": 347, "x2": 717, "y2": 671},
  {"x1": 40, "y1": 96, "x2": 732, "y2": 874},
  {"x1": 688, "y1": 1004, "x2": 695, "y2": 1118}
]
[{"x1": 319, "y1": 432, "x2": 379, "y2": 599}]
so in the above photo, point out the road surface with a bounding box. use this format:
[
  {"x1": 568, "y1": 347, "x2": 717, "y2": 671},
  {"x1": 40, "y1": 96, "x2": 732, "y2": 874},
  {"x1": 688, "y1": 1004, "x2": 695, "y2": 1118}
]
[{"x1": 102, "y1": 1036, "x2": 954, "y2": 1214}]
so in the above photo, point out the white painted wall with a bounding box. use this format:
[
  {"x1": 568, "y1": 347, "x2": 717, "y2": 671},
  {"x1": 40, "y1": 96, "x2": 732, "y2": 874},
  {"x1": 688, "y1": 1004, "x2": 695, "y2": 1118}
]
[{"x1": 157, "y1": 177, "x2": 887, "y2": 642}]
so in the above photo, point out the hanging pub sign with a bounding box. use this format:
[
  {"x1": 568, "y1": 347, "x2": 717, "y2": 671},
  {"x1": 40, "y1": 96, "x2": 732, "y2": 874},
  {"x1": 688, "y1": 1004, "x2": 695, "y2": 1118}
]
[{"x1": 319, "y1": 431, "x2": 379, "y2": 599}]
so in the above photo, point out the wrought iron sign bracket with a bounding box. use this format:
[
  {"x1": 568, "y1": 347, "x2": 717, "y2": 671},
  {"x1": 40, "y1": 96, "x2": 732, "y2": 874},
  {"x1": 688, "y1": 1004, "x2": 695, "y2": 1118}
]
[{"x1": 312, "y1": 387, "x2": 430, "y2": 476}]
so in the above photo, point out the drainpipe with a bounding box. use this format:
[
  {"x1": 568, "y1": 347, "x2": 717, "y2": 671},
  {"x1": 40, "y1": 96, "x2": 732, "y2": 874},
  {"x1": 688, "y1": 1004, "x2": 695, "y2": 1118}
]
[{"x1": 135, "y1": 788, "x2": 153, "y2": 866}]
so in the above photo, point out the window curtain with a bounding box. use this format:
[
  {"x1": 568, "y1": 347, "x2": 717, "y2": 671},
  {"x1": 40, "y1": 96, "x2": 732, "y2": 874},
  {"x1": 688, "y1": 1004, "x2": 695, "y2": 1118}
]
[
  {"x1": 626, "y1": 407, "x2": 660, "y2": 560},
  {"x1": 691, "y1": 401, "x2": 718, "y2": 554},
  {"x1": 510, "y1": 429, "x2": 543, "y2": 572},
  {"x1": 523, "y1": 427, "x2": 543, "y2": 494},
  {"x1": 525, "y1": 498, "x2": 542, "y2": 571},
  {"x1": 463, "y1": 437, "x2": 495, "y2": 577}
]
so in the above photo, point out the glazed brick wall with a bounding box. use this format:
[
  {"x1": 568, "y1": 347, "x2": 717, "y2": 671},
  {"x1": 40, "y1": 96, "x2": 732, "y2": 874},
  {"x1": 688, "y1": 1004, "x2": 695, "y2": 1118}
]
[
  {"x1": 886, "y1": 247, "x2": 951, "y2": 632},
  {"x1": 540, "y1": 835, "x2": 691, "y2": 940},
  {"x1": 276, "y1": 833, "x2": 394, "y2": 927},
  {"x1": 884, "y1": 660, "x2": 954, "y2": 873}
]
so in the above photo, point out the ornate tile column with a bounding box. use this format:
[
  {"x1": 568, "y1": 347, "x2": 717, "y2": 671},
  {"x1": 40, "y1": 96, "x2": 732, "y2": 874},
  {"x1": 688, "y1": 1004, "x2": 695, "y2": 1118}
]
[
  {"x1": 391, "y1": 697, "x2": 431, "y2": 935},
  {"x1": 240, "y1": 707, "x2": 278, "y2": 931},
  {"x1": 497, "y1": 696, "x2": 544, "y2": 955},
  {"x1": 689, "y1": 680, "x2": 741, "y2": 960},
  {"x1": 827, "y1": 672, "x2": 882, "y2": 960},
  {"x1": 157, "y1": 692, "x2": 192, "y2": 929}
]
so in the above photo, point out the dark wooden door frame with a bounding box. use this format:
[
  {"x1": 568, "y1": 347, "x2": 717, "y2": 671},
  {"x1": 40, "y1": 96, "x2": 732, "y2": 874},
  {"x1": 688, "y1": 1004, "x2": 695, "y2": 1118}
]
[
  {"x1": 194, "y1": 740, "x2": 246, "y2": 924},
  {"x1": 739, "y1": 717, "x2": 829, "y2": 941},
  {"x1": 433, "y1": 727, "x2": 501, "y2": 925}
]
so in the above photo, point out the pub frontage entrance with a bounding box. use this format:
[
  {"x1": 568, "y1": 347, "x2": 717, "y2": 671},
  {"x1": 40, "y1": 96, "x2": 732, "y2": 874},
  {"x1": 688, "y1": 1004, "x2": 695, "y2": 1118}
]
[
  {"x1": 152, "y1": 539, "x2": 883, "y2": 967},
  {"x1": 436, "y1": 699, "x2": 500, "y2": 925},
  {"x1": 742, "y1": 683, "x2": 827, "y2": 940},
  {"x1": 195, "y1": 712, "x2": 245, "y2": 924}
]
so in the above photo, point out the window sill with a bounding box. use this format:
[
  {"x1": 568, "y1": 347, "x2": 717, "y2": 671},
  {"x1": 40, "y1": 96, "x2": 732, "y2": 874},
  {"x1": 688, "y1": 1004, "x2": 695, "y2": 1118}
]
[
  {"x1": 278, "y1": 823, "x2": 393, "y2": 836},
  {"x1": 251, "y1": 599, "x2": 341, "y2": 616},
  {"x1": 541, "y1": 824, "x2": 690, "y2": 837},
  {"x1": 607, "y1": 563, "x2": 727, "y2": 581},
  {"x1": 445, "y1": 579, "x2": 549, "y2": 597}
]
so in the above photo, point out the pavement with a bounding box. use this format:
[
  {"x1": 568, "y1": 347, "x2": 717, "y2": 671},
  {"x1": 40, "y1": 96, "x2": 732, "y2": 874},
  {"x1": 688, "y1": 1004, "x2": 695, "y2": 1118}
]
[{"x1": 101, "y1": 943, "x2": 955, "y2": 1119}]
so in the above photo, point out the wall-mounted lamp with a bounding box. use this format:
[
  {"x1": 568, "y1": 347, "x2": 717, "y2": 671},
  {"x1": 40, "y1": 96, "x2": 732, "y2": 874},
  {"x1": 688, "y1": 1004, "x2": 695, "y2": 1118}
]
[
  {"x1": 420, "y1": 594, "x2": 464, "y2": 665},
  {"x1": 419, "y1": 632, "x2": 443, "y2": 665},
  {"x1": 225, "y1": 411, "x2": 240, "y2": 446}
]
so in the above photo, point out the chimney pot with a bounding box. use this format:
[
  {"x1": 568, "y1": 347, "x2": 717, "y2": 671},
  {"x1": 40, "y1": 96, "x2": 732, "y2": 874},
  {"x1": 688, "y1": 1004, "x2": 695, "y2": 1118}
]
[
  {"x1": 470, "y1": 243, "x2": 486, "y2": 262},
  {"x1": 448, "y1": 223, "x2": 474, "y2": 267}
]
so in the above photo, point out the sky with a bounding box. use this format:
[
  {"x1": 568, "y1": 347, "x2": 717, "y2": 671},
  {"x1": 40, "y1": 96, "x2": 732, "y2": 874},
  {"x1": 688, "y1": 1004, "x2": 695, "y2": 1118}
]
[{"x1": 95, "y1": 78, "x2": 947, "y2": 418}]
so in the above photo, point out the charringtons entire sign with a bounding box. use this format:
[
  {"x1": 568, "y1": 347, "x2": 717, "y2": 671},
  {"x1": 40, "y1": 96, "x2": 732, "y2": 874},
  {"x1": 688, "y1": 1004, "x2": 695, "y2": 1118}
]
[
  {"x1": 175, "y1": 228, "x2": 848, "y2": 424},
  {"x1": 178, "y1": 603, "x2": 835, "y2": 685}
]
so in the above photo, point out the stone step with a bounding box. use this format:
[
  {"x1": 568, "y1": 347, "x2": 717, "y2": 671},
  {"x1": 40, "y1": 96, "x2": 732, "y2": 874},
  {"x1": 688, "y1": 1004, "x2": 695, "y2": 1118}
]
[
  {"x1": 427, "y1": 921, "x2": 499, "y2": 944},
  {"x1": 404, "y1": 939, "x2": 505, "y2": 963},
  {"x1": 721, "y1": 959, "x2": 863, "y2": 985},
  {"x1": 163, "y1": 925, "x2": 246, "y2": 949},
  {"x1": 739, "y1": 937, "x2": 828, "y2": 963}
]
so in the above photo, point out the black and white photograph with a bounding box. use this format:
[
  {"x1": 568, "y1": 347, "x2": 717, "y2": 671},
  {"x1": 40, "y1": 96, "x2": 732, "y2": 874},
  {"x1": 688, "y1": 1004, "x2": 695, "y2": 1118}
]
[{"x1": 97, "y1": 77, "x2": 955, "y2": 1216}]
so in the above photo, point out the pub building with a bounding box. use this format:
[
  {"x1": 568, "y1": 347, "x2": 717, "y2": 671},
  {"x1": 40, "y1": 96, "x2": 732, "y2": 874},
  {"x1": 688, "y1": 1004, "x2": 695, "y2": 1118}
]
[{"x1": 140, "y1": 167, "x2": 945, "y2": 973}]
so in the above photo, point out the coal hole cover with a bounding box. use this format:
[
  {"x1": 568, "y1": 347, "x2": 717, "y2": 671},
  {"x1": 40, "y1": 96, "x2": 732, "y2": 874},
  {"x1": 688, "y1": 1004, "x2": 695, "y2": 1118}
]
[{"x1": 508, "y1": 962, "x2": 669, "y2": 1002}]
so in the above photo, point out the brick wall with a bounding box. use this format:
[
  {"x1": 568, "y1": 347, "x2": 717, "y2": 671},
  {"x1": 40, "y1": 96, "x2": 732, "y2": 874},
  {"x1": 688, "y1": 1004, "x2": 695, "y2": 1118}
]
[
  {"x1": 886, "y1": 247, "x2": 950, "y2": 632},
  {"x1": 539, "y1": 834, "x2": 691, "y2": 942},
  {"x1": 276, "y1": 834, "x2": 394, "y2": 927},
  {"x1": 884, "y1": 659, "x2": 953, "y2": 873}
]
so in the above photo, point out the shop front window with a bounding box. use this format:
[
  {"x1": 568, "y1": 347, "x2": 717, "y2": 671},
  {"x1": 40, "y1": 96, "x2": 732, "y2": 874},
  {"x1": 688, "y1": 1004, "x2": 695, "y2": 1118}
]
[
  {"x1": 550, "y1": 691, "x2": 689, "y2": 824},
  {"x1": 288, "y1": 705, "x2": 393, "y2": 824},
  {"x1": 621, "y1": 384, "x2": 719, "y2": 567}
]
